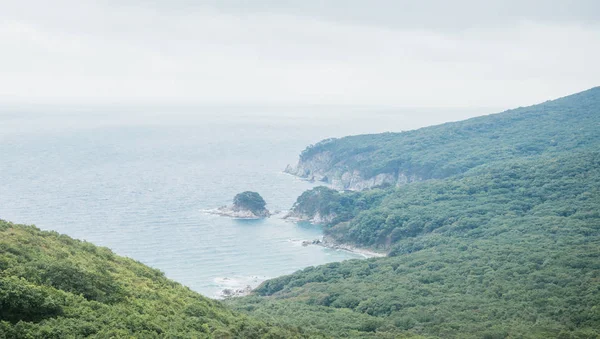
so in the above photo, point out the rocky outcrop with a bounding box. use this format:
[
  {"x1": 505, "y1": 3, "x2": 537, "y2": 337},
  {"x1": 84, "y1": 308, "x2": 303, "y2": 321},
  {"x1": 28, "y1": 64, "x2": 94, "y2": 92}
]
[
  {"x1": 208, "y1": 205, "x2": 271, "y2": 219},
  {"x1": 330, "y1": 171, "x2": 397, "y2": 191},
  {"x1": 285, "y1": 152, "x2": 422, "y2": 191},
  {"x1": 283, "y1": 210, "x2": 337, "y2": 224},
  {"x1": 305, "y1": 236, "x2": 386, "y2": 258},
  {"x1": 220, "y1": 285, "x2": 253, "y2": 298},
  {"x1": 284, "y1": 152, "x2": 333, "y2": 182},
  {"x1": 206, "y1": 191, "x2": 271, "y2": 219}
]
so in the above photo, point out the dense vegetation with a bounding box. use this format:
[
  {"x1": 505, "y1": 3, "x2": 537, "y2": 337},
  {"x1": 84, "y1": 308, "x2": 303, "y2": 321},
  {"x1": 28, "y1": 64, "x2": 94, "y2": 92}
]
[
  {"x1": 3, "y1": 87, "x2": 599, "y2": 338},
  {"x1": 298, "y1": 86, "x2": 600, "y2": 181},
  {"x1": 233, "y1": 191, "x2": 268, "y2": 215},
  {"x1": 228, "y1": 88, "x2": 600, "y2": 338},
  {"x1": 294, "y1": 151, "x2": 599, "y2": 251},
  {"x1": 230, "y1": 151, "x2": 600, "y2": 338},
  {"x1": 289, "y1": 186, "x2": 389, "y2": 223},
  {"x1": 0, "y1": 221, "x2": 310, "y2": 338}
]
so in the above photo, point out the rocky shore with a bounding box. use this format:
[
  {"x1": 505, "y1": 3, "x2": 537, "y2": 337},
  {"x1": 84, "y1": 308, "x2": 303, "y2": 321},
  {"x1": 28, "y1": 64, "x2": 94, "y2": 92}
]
[
  {"x1": 285, "y1": 152, "x2": 422, "y2": 191},
  {"x1": 219, "y1": 285, "x2": 253, "y2": 298},
  {"x1": 302, "y1": 236, "x2": 386, "y2": 258},
  {"x1": 205, "y1": 205, "x2": 271, "y2": 219},
  {"x1": 282, "y1": 210, "x2": 336, "y2": 224}
]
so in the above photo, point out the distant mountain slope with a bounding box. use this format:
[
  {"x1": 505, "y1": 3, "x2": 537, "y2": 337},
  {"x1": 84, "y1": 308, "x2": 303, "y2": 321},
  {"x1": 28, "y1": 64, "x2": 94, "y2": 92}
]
[
  {"x1": 285, "y1": 87, "x2": 600, "y2": 190},
  {"x1": 0, "y1": 221, "x2": 309, "y2": 338},
  {"x1": 231, "y1": 151, "x2": 600, "y2": 338}
]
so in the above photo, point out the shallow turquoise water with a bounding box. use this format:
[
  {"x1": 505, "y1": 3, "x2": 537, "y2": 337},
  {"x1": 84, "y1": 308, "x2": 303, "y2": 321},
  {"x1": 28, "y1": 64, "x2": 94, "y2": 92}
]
[{"x1": 0, "y1": 106, "x2": 487, "y2": 297}]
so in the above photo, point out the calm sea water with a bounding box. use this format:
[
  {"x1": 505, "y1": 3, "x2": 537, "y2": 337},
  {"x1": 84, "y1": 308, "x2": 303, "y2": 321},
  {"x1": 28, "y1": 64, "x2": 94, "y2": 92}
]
[{"x1": 0, "y1": 105, "x2": 489, "y2": 297}]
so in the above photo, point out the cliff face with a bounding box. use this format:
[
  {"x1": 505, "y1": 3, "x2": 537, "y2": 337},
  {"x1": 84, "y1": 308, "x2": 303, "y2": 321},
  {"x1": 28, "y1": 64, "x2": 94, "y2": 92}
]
[
  {"x1": 285, "y1": 154, "x2": 422, "y2": 191},
  {"x1": 284, "y1": 151, "x2": 334, "y2": 182},
  {"x1": 286, "y1": 87, "x2": 600, "y2": 192}
]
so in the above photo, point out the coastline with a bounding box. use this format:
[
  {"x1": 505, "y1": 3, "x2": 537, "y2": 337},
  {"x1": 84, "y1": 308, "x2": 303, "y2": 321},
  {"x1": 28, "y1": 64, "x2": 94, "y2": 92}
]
[
  {"x1": 281, "y1": 213, "x2": 386, "y2": 258},
  {"x1": 211, "y1": 211, "x2": 385, "y2": 298},
  {"x1": 202, "y1": 206, "x2": 271, "y2": 219},
  {"x1": 305, "y1": 236, "x2": 386, "y2": 258}
]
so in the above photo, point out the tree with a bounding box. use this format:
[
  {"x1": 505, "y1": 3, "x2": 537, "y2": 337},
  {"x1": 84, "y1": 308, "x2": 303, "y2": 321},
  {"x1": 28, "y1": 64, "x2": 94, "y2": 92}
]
[{"x1": 233, "y1": 192, "x2": 267, "y2": 215}]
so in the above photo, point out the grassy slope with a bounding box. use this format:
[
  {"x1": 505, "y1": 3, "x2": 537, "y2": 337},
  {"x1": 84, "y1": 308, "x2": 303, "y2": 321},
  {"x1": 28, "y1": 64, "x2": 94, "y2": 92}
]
[{"x1": 0, "y1": 221, "x2": 312, "y2": 339}]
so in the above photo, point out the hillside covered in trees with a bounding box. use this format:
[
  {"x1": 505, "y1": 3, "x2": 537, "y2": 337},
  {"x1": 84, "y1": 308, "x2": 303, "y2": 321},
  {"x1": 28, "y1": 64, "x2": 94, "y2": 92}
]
[
  {"x1": 231, "y1": 151, "x2": 600, "y2": 338},
  {"x1": 227, "y1": 88, "x2": 600, "y2": 338},
  {"x1": 0, "y1": 221, "x2": 309, "y2": 338},
  {"x1": 2, "y1": 87, "x2": 598, "y2": 338},
  {"x1": 285, "y1": 87, "x2": 600, "y2": 190}
]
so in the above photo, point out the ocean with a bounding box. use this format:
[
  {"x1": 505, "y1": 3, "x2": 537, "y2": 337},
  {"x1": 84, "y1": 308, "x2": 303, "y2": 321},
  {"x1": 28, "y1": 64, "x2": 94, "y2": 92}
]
[{"x1": 0, "y1": 105, "x2": 488, "y2": 297}]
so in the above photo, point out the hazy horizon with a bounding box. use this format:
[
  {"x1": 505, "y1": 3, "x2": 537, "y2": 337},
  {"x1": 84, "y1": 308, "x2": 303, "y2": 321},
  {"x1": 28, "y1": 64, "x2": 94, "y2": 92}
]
[{"x1": 1, "y1": 0, "x2": 599, "y2": 109}]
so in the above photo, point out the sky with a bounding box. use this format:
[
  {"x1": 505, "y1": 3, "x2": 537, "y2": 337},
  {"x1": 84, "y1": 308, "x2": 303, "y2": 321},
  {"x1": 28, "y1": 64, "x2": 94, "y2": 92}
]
[{"x1": 1, "y1": 0, "x2": 599, "y2": 108}]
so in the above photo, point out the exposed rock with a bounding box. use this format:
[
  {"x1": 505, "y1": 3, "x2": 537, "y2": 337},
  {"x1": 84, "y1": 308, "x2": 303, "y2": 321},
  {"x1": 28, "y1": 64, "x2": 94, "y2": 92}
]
[
  {"x1": 396, "y1": 172, "x2": 423, "y2": 186},
  {"x1": 306, "y1": 236, "x2": 386, "y2": 258},
  {"x1": 283, "y1": 210, "x2": 336, "y2": 224},
  {"x1": 285, "y1": 151, "x2": 422, "y2": 191},
  {"x1": 331, "y1": 171, "x2": 397, "y2": 191},
  {"x1": 284, "y1": 152, "x2": 333, "y2": 182},
  {"x1": 220, "y1": 285, "x2": 253, "y2": 298},
  {"x1": 207, "y1": 205, "x2": 271, "y2": 219}
]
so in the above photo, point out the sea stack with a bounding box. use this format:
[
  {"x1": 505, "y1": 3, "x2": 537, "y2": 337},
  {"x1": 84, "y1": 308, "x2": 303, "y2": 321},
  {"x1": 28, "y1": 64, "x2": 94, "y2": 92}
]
[{"x1": 214, "y1": 191, "x2": 271, "y2": 219}]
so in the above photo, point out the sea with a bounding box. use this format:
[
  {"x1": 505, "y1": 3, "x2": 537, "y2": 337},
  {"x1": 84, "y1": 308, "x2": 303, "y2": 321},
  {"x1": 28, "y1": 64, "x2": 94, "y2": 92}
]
[{"x1": 0, "y1": 105, "x2": 490, "y2": 297}]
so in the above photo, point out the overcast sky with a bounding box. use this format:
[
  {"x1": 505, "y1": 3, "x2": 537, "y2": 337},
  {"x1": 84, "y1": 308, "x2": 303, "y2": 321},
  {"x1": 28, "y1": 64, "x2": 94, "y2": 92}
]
[{"x1": 1, "y1": 0, "x2": 599, "y2": 108}]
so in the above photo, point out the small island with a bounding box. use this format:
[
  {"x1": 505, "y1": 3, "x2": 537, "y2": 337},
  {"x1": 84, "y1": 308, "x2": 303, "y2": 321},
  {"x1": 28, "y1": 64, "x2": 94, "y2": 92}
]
[{"x1": 211, "y1": 191, "x2": 271, "y2": 219}]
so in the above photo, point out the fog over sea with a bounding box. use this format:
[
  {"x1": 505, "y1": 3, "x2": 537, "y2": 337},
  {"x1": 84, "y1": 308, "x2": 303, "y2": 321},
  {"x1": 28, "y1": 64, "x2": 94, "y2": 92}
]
[{"x1": 0, "y1": 105, "x2": 490, "y2": 297}]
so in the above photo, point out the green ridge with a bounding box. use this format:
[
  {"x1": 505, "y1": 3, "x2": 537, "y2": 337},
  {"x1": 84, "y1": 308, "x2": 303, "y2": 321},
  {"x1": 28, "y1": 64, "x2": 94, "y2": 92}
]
[
  {"x1": 0, "y1": 221, "x2": 310, "y2": 338},
  {"x1": 298, "y1": 86, "x2": 600, "y2": 181}
]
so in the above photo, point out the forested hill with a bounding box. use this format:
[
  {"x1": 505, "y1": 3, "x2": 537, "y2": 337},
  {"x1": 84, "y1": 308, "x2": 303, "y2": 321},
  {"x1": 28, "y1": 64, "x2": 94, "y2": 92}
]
[
  {"x1": 285, "y1": 86, "x2": 600, "y2": 190},
  {"x1": 230, "y1": 149, "x2": 600, "y2": 339},
  {"x1": 0, "y1": 221, "x2": 310, "y2": 338},
  {"x1": 289, "y1": 150, "x2": 600, "y2": 251},
  {"x1": 228, "y1": 89, "x2": 600, "y2": 338}
]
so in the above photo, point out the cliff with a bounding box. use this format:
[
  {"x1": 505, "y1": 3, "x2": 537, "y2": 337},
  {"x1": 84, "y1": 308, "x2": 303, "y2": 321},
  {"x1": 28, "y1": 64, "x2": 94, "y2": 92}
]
[
  {"x1": 285, "y1": 157, "x2": 420, "y2": 191},
  {"x1": 285, "y1": 87, "x2": 600, "y2": 191}
]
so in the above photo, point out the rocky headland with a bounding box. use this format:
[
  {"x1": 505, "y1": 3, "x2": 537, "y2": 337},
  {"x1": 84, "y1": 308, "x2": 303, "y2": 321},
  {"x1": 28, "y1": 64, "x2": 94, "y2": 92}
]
[
  {"x1": 284, "y1": 151, "x2": 422, "y2": 191},
  {"x1": 282, "y1": 186, "x2": 339, "y2": 224}
]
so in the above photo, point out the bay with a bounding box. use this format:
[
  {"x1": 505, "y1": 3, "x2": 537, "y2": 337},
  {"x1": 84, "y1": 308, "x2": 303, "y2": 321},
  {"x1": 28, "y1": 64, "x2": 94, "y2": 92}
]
[{"x1": 0, "y1": 105, "x2": 489, "y2": 297}]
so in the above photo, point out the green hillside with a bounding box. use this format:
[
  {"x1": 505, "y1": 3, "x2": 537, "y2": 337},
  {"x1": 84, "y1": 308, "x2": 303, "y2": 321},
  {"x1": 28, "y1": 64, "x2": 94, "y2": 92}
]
[
  {"x1": 231, "y1": 151, "x2": 600, "y2": 338},
  {"x1": 3, "y1": 87, "x2": 599, "y2": 339},
  {"x1": 0, "y1": 221, "x2": 309, "y2": 338},
  {"x1": 228, "y1": 88, "x2": 600, "y2": 338},
  {"x1": 290, "y1": 87, "x2": 600, "y2": 188}
]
